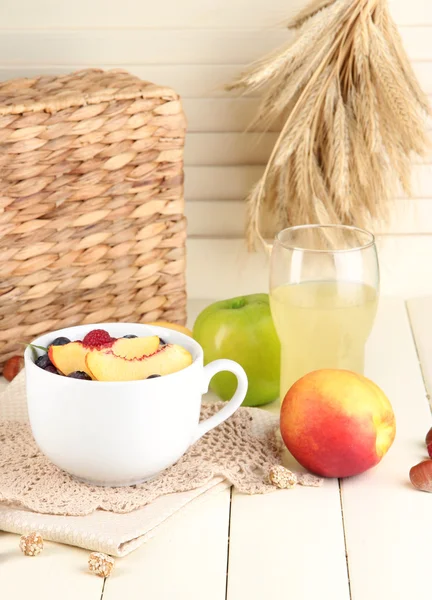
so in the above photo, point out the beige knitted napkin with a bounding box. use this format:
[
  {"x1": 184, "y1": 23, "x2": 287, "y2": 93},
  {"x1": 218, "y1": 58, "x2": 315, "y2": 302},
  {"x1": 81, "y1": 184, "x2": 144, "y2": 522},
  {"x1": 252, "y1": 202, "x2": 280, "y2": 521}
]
[{"x1": 0, "y1": 371, "x2": 287, "y2": 556}]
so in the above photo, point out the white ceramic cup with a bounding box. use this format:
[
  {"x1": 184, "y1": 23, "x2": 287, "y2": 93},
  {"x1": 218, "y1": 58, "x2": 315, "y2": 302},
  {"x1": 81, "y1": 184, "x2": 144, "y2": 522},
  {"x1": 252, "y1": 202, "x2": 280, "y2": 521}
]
[{"x1": 24, "y1": 322, "x2": 248, "y2": 486}]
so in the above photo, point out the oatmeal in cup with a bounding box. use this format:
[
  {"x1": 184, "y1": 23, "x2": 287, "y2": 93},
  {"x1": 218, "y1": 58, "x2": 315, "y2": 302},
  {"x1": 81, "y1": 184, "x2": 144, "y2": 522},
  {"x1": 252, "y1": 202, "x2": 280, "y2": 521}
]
[{"x1": 24, "y1": 323, "x2": 248, "y2": 486}]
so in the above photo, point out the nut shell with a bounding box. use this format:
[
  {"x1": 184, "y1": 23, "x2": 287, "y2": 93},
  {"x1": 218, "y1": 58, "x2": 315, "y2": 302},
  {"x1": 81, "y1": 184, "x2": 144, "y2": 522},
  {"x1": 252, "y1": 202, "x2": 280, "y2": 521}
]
[
  {"x1": 88, "y1": 552, "x2": 115, "y2": 578},
  {"x1": 426, "y1": 427, "x2": 432, "y2": 453},
  {"x1": 409, "y1": 459, "x2": 432, "y2": 492},
  {"x1": 269, "y1": 465, "x2": 298, "y2": 489},
  {"x1": 19, "y1": 532, "x2": 44, "y2": 556},
  {"x1": 3, "y1": 356, "x2": 24, "y2": 382}
]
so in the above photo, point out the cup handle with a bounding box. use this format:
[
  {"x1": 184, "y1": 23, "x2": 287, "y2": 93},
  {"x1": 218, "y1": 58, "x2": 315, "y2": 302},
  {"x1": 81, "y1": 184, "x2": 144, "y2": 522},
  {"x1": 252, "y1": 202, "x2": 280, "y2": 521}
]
[{"x1": 190, "y1": 359, "x2": 248, "y2": 445}]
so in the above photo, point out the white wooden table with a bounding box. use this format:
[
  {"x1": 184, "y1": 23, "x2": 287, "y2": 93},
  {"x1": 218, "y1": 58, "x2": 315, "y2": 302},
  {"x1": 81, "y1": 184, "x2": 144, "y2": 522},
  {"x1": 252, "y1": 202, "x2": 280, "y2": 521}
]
[{"x1": 1, "y1": 297, "x2": 431, "y2": 600}]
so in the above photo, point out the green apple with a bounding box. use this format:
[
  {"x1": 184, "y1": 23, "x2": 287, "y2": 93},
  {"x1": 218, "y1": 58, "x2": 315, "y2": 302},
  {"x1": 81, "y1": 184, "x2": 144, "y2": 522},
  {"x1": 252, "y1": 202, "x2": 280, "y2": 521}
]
[{"x1": 193, "y1": 294, "x2": 280, "y2": 407}]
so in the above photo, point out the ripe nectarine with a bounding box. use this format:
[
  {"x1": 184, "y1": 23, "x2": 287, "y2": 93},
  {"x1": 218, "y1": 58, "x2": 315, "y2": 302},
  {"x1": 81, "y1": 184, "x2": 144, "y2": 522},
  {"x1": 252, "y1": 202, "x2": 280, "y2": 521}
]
[{"x1": 280, "y1": 369, "x2": 396, "y2": 478}]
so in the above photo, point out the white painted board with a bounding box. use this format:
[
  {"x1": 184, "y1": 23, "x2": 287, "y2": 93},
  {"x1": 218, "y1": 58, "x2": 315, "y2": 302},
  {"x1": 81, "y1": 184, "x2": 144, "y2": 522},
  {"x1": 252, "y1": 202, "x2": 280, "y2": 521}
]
[
  {"x1": 406, "y1": 296, "x2": 432, "y2": 400},
  {"x1": 184, "y1": 133, "x2": 432, "y2": 167},
  {"x1": 0, "y1": 62, "x2": 430, "y2": 98},
  {"x1": 341, "y1": 299, "x2": 432, "y2": 600},
  {"x1": 103, "y1": 488, "x2": 231, "y2": 600},
  {"x1": 0, "y1": 0, "x2": 429, "y2": 28},
  {"x1": 0, "y1": 27, "x2": 428, "y2": 64},
  {"x1": 184, "y1": 165, "x2": 432, "y2": 201},
  {"x1": 227, "y1": 482, "x2": 349, "y2": 600},
  {"x1": 0, "y1": 533, "x2": 102, "y2": 600},
  {"x1": 185, "y1": 199, "x2": 432, "y2": 237},
  {"x1": 186, "y1": 236, "x2": 432, "y2": 300}
]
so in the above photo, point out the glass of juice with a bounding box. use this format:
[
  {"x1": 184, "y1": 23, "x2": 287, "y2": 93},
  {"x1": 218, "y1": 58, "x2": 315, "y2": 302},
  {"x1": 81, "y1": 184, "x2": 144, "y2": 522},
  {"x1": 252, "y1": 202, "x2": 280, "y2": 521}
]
[{"x1": 269, "y1": 224, "x2": 379, "y2": 402}]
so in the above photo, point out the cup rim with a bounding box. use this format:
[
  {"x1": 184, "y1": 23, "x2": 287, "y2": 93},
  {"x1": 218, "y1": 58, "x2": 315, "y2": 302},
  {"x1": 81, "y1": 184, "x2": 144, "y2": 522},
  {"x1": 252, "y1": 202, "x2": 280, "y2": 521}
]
[
  {"x1": 24, "y1": 322, "x2": 202, "y2": 385},
  {"x1": 275, "y1": 224, "x2": 375, "y2": 254}
]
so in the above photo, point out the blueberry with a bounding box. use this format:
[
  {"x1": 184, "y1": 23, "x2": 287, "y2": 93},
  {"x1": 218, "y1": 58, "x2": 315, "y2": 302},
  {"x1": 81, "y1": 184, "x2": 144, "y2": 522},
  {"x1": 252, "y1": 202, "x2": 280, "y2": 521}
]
[
  {"x1": 68, "y1": 371, "x2": 92, "y2": 380},
  {"x1": 158, "y1": 337, "x2": 167, "y2": 346},
  {"x1": 147, "y1": 374, "x2": 161, "y2": 379},
  {"x1": 35, "y1": 354, "x2": 52, "y2": 370},
  {"x1": 123, "y1": 335, "x2": 137, "y2": 339},
  {"x1": 50, "y1": 336, "x2": 70, "y2": 347},
  {"x1": 44, "y1": 365, "x2": 60, "y2": 375}
]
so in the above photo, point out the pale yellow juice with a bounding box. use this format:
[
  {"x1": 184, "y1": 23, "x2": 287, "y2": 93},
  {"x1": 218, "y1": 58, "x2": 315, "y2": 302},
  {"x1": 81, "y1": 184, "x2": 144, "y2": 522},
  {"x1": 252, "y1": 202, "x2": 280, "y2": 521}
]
[{"x1": 270, "y1": 281, "x2": 378, "y2": 401}]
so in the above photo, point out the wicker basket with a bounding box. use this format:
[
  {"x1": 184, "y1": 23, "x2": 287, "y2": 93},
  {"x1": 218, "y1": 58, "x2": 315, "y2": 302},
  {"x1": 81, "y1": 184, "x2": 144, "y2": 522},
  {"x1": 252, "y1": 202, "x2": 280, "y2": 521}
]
[{"x1": 0, "y1": 68, "x2": 187, "y2": 367}]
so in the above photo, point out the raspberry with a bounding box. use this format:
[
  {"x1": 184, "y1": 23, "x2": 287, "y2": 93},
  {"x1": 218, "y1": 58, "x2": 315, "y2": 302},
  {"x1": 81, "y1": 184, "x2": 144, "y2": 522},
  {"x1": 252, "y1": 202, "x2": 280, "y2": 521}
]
[{"x1": 83, "y1": 329, "x2": 114, "y2": 348}]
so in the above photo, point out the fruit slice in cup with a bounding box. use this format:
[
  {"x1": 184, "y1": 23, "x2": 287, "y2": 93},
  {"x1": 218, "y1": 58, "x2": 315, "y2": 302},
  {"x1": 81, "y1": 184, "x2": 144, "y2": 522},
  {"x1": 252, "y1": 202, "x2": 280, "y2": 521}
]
[
  {"x1": 49, "y1": 336, "x2": 161, "y2": 377},
  {"x1": 49, "y1": 341, "x2": 91, "y2": 376},
  {"x1": 86, "y1": 343, "x2": 193, "y2": 381},
  {"x1": 110, "y1": 336, "x2": 160, "y2": 359}
]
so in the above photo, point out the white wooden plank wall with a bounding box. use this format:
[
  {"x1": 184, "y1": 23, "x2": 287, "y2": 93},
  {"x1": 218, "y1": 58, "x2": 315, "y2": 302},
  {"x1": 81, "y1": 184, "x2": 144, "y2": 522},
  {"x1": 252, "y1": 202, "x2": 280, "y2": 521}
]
[{"x1": 0, "y1": 0, "x2": 431, "y2": 297}]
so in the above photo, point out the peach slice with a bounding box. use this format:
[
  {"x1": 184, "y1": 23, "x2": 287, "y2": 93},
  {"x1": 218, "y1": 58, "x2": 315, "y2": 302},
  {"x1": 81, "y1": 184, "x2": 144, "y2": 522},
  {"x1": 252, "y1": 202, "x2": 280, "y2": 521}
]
[
  {"x1": 48, "y1": 342, "x2": 92, "y2": 377},
  {"x1": 111, "y1": 336, "x2": 160, "y2": 359},
  {"x1": 48, "y1": 336, "x2": 161, "y2": 378},
  {"x1": 86, "y1": 344, "x2": 193, "y2": 382}
]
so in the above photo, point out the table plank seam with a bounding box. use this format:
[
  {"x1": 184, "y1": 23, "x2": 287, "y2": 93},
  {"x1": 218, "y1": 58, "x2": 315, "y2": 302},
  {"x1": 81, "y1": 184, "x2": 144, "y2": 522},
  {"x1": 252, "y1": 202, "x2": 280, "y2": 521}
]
[
  {"x1": 405, "y1": 301, "x2": 432, "y2": 409},
  {"x1": 225, "y1": 487, "x2": 233, "y2": 600},
  {"x1": 338, "y1": 481, "x2": 353, "y2": 600},
  {"x1": 100, "y1": 577, "x2": 107, "y2": 600}
]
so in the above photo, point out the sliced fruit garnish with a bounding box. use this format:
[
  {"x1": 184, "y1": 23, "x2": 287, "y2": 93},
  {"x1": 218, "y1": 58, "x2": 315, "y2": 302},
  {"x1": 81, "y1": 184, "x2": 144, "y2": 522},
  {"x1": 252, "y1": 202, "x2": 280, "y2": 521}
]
[
  {"x1": 48, "y1": 341, "x2": 93, "y2": 377},
  {"x1": 86, "y1": 344, "x2": 193, "y2": 382},
  {"x1": 48, "y1": 336, "x2": 163, "y2": 379},
  {"x1": 111, "y1": 336, "x2": 160, "y2": 359}
]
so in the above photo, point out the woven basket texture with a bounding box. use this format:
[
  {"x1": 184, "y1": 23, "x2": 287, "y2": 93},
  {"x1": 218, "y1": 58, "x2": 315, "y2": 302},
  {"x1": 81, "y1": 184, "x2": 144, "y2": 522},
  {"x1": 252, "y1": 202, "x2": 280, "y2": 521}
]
[{"x1": 0, "y1": 68, "x2": 187, "y2": 366}]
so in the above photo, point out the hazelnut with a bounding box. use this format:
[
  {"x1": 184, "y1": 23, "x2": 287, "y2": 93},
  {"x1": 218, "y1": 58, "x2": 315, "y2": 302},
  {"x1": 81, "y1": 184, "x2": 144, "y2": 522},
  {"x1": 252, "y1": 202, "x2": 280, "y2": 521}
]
[
  {"x1": 19, "y1": 532, "x2": 44, "y2": 556},
  {"x1": 3, "y1": 355, "x2": 24, "y2": 382},
  {"x1": 409, "y1": 459, "x2": 432, "y2": 492},
  {"x1": 88, "y1": 552, "x2": 115, "y2": 578},
  {"x1": 426, "y1": 427, "x2": 432, "y2": 458},
  {"x1": 269, "y1": 465, "x2": 298, "y2": 489}
]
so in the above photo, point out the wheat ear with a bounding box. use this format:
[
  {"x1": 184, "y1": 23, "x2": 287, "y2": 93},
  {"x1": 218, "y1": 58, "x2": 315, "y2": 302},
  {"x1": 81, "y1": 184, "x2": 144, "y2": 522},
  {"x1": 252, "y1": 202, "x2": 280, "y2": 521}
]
[{"x1": 227, "y1": 0, "x2": 430, "y2": 249}]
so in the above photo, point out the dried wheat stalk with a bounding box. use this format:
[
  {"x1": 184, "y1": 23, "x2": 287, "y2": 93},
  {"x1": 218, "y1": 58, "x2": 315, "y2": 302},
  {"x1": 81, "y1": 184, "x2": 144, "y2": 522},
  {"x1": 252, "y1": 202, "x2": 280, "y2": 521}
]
[{"x1": 227, "y1": 0, "x2": 430, "y2": 250}]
